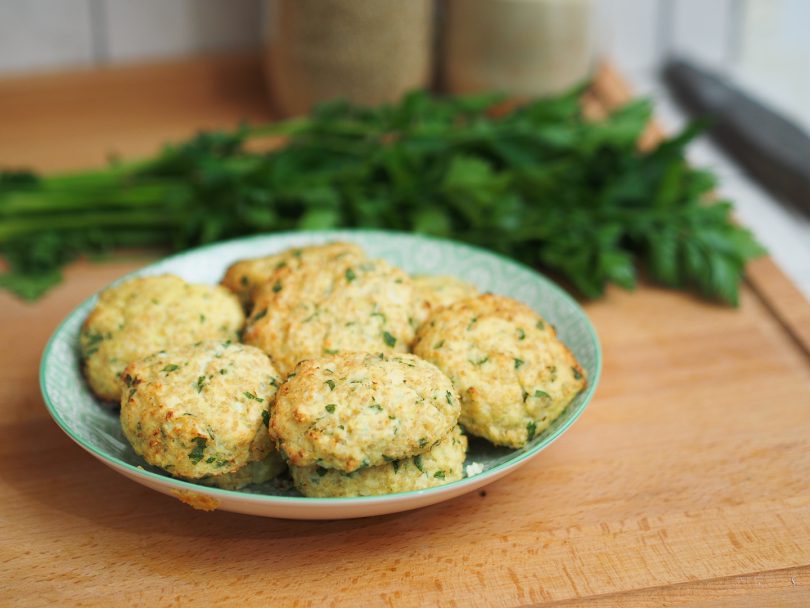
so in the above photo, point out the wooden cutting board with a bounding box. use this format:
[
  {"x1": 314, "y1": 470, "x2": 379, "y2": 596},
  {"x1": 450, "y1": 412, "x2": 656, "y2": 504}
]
[{"x1": 1, "y1": 55, "x2": 809, "y2": 607}]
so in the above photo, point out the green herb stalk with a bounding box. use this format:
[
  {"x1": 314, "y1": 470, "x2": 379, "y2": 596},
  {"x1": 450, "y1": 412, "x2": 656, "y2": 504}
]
[{"x1": 0, "y1": 89, "x2": 763, "y2": 304}]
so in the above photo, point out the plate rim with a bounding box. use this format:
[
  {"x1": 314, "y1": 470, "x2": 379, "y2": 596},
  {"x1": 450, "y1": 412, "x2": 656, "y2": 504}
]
[{"x1": 39, "y1": 229, "x2": 602, "y2": 507}]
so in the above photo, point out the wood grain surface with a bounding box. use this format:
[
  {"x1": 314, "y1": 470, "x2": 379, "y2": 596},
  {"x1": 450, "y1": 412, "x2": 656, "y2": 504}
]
[{"x1": 1, "y1": 55, "x2": 809, "y2": 607}]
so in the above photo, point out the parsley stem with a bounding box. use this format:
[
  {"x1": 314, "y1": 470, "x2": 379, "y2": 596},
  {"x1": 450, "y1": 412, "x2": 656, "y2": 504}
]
[{"x1": 0, "y1": 210, "x2": 184, "y2": 241}]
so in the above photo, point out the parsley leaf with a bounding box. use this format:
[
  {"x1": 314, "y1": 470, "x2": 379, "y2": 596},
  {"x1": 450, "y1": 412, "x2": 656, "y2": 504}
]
[
  {"x1": 188, "y1": 437, "x2": 207, "y2": 464},
  {"x1": 0, "y1": 91, "x2": 763, "y2": 305}
]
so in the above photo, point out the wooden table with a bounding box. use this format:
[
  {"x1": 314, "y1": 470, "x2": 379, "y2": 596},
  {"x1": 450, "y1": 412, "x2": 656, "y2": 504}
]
[{"x1": 1, "y1": 55, "x2": 809, "y2": 607}]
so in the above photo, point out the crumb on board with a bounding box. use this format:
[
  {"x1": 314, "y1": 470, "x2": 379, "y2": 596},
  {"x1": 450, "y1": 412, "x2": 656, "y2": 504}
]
[
  {"x1": 465, "y1": 462, "x2": 484, "y2": 477},
  {"x1": 170, "y1": 489, "x2": 219, "y2": 511}
]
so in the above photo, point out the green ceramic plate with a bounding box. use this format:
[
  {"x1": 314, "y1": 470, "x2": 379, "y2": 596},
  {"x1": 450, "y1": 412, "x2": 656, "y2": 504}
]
[{"x1": 40, "y1": 230, "x2": 601, "y2": 519}]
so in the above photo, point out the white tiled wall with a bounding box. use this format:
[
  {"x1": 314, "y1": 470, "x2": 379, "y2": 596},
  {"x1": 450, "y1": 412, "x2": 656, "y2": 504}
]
[
  {"x1": 667, "y1": 0, "x2": 739, "y2": 67},
  {"x1": 733, "y1": 0, "x2": 810, "y2": 131},
  {"x1": 102, "y1": 0, "x2": 261, "y2": 63},
  {"x1": 0, "y1": 0, "x2": 262, "y2": 72},
  {"x1": 595, "y1": 0, "x2": 665, "y2": 73},
  {"x1": 0, "y1": 0, "x2": 96, "y2": 73},
  {"x1": 0, "y1": 1, "x2": 804, "y2": 93}
]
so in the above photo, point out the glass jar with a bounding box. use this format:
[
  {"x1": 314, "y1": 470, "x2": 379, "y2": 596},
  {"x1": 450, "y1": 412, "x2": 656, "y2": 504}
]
[
  {"x1": 264, "y1": 0, "x2": 435, "y2": 116},
  {"x1": 442, "y1": 0, "x2": 595, "y2": 97}
]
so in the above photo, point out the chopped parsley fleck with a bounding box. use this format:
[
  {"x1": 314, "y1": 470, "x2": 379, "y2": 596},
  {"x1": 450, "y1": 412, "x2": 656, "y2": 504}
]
[
  {"x1": 517, "y1": 328, "x2": 526, "y2": 340},
  {"x1": 433, "y1": 340, "x2": 445, "y2": 349},
  {"x1": 162, "y1": 364, "x2": 180, "y2": 373},
  {"x1": 514, "y1": 358, "x2": 524, "y2": 369},
  {"x1": 261, "y1": 410, "x2": 270, "y2": 428},
  {"x1": 199, "y1": 314, "x2": 206, "y2": 323},
  {"x1": 382, "y1": 331, "x2": 396, "y2": 347},
  {"x1": 418, "y1": 437, "x2": 428, "y2": 448},
  {"x1": 526, "y1": 421, "x2": 537, "y2": 441},
  {"x1": 536, "y1": 320, "x2": 545, "y2": 330},
  {"x1": 188, "y1": 437, "x2": 207, "y2": 464},
  {"x1": 572, "y1": 367, "x2": 583, "y2": 380},
  {"x1": 446, "y1": 391, "x2": 454, "y2": 405},
  {"x1": 324, "y1": 348, "x2": 339, "y2": 355},
  {"x1": 316, "y1": 466, "x2": 328, "y2": 477},
  {"x1": 534, "y1": 389, "x2": 551, "y2": 399},
  {"x1": 370, "y1": 311, "x2": 386, "y2": 323},
  {"x1": 240, "y1": 276, "x2": 249, "y2": 287},
  {"x1": 243, "y1": 391, "x2": 264, "y2": 402},
  {"x1": 434, "y1": 470, "x2": 446, "y2": 479},
  {"x1": 467, "y1": 317, "x2": 478, "y2": 331},
  {"x1": 196, "y1": 376, "x2": 206, "y2": 392},
  {"x1": 345, "y1": 268, "x2": 356, "y2": 282},
  {"x1": 272, "y1": 281, "x2": 282, "y2": 293},
  {"x1": 325, "y1": 404, "x2": 336, "y2": 413},
  {"x1": 252, "y1": 308, "x2": 268, "y2": 322},
  {"x1": 269, "y1": 377, "x2": 278, "y2": 387},
  {"x1": 205, "y1": 456, "x2": 216, "y2": 464},
  {"x1": 470, "y1": 356, "x2": 489, "y2": 366},
  {"x1": 219, "y1": 368, "x2": 227, "y2": 375},
  {"x1": 83, "y1": 332, "x2": 105, "y2": 357},
  {"x1": 414, "y1": 455, "x2": 424, "y2": 472},
  {"x1": 128, "y1": 387, "x2": 136, "y2": 399},
  {"x1": 369, "y1": 404, "x2": 383, "y2": 412},
  {"x1": 392, "y1": 460, "x2": 400, "y2": 473},
  {"x1": 325, "y1": 379, "x2": 336, "y2": 391}
]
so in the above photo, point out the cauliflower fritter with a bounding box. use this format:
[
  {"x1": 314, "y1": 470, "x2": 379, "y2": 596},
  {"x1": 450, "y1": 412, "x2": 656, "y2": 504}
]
[
  {"x1": 270, "y1": 352, "x2": 461, "y2": 472},
  {"x1": 413, "y1": 294, "x2": 585, "y2": 448},
  {"x1": 243, "y1": 258, "x2": 424, "y2": 377},
  {"x1": 221, "y1": 242, "x2": 366, "y2": 307},
  {"x1": 80, "y1": 275, "x2": 244, "y2": 401},
  {"x1": 120, "y1": 341, "x2": 283, "y2": 483}
]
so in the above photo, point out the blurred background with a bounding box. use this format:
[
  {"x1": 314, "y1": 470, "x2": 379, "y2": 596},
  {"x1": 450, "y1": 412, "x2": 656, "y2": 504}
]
[
  {"x1": 1, "y1": 0, "x2": 808, "y2": 129},
  {"x1": 1, "y1": 0, "x2": 809, "y2": 295}
]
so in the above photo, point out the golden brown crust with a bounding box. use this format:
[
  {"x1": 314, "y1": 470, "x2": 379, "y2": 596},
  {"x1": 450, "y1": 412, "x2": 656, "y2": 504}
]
[
  {"x1": 291, "y1": 426, "x2": 467, "y2": 497},
  {"x1": 412, "y1": 274, "x2": 479, "y2": 323},
  {"x1": 220, "y1": 242, "x2": 366, "y2": 307}
]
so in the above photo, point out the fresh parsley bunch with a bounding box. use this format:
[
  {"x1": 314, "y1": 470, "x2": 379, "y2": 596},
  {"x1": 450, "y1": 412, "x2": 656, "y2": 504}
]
[{"x1": 0, "y1": 89, "x2": 763, "y2": 304}]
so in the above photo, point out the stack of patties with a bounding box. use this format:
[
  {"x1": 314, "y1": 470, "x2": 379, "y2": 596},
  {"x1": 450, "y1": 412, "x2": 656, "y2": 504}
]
[
  {"x1": 413, "y1": 294, "x2": 587, "y2": 448},
  {"x1": 233, "y1": 244, "x2": 468, "y2": 496},
  {"x1": 80, "y1": 274, "x2": 289, "y2": 489},
  {"x1": 272, "y1": 352, "x2": 467, "y2": 497}
]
